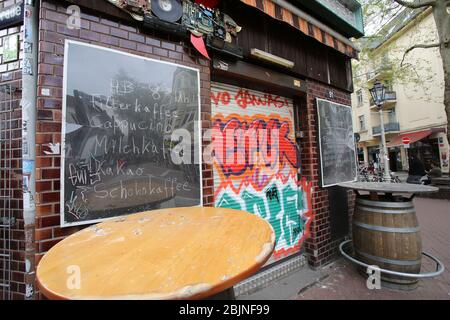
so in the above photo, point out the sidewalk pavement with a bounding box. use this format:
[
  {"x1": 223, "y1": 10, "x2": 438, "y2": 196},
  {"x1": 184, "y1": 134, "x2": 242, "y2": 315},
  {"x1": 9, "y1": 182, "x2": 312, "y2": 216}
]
[{"x1": 238, "y1": 197, "x2": 450, "y2": 300}]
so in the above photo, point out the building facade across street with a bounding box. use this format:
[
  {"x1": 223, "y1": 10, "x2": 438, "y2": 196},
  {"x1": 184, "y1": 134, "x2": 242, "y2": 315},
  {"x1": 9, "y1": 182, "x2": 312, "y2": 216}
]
[{"x1": 352, "y1": 6, "x2": 449, "y2": 175}]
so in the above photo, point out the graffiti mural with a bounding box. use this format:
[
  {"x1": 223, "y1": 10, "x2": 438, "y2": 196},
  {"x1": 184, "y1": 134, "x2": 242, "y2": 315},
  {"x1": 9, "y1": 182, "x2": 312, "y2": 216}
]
[
  {"x1": 211, "y1": 83, "x2": 314, "y2": 260},
  {"x1": 215, "y1": 174, "x2": 313, "y2": 259}
]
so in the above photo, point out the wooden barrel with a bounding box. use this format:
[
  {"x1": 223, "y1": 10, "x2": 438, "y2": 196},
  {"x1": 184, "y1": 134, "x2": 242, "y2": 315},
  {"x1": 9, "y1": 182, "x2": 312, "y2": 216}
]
[{"x1": 353, "y1": 196, "x2": 422, "y2": 285}]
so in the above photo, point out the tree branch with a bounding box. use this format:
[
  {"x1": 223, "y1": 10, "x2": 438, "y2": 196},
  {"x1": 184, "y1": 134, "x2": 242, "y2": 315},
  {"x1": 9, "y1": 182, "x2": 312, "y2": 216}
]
[
  {"x1": 393, "y1": 0, "x2": 436, "y2": 8},
  {"x1": 400, "y1": 42, "x2": 442, "y2": 66}
]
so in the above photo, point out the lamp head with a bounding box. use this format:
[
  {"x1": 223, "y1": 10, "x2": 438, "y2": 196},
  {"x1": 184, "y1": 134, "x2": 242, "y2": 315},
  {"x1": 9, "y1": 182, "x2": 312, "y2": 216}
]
[{"x1": 370, "y1": 80, "x2": 386, "y2": 107}]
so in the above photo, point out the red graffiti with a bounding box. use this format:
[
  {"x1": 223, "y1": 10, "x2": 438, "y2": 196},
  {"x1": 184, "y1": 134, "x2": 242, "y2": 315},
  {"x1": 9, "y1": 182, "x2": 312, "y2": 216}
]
[
  {"x1": 213, "y1": 117, "x2": 298, "y2": 178},
  {"x1": 211, "y1": 89, "x2": 291, "y2": 109},
  {"x1": 211, "y1": 91, "x2": 231, "y2": 106}
]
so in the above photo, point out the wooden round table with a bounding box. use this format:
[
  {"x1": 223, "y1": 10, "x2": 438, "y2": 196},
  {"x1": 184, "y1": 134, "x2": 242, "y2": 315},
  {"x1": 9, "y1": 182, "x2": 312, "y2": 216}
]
[{"x1": 36, "y1": 207, "x2": 275, "y2": 300}]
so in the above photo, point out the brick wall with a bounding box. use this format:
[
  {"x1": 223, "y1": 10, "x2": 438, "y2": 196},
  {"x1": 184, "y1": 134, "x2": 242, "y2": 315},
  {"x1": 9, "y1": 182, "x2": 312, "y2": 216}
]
[
  {"x1": 33, "y1": 0, "x2": 211, "y2": 299},
  {"x1": 0, "y1": 0, "x2": 24, "y2": 299},
  {"x1": 302, "y1": 80, "x2": 354, "y2": 268}
]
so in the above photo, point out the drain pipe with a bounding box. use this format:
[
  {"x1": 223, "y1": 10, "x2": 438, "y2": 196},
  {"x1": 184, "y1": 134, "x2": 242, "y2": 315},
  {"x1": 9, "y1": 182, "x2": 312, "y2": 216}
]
[
  {"x1": 272, "y1": 0, "x2": 359, "y2": 51},
  {"x1": 22, "y1": 0, "x2": 39, "y2": 300}
]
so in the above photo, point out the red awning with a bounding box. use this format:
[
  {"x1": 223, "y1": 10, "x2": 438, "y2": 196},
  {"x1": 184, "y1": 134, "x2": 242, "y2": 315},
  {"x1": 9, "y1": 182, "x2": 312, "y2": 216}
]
[{"x1": 387, "y1": 129, "x2": 438, "y2": 147}]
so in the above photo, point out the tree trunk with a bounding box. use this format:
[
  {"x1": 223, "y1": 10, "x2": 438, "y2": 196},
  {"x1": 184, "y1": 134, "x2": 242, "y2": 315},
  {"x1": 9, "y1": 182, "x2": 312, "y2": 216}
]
[{"x1": 432, "y1": 0, "x2": 450, "y2": 145}]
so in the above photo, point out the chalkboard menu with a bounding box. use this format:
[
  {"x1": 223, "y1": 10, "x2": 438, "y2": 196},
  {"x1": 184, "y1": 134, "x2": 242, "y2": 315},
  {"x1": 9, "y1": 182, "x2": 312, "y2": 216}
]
[
  {"x1": 316, "y1": 98, "x2": 357, "y2": 187},
  {"x1": 61, "y1": 41, "x2": 202, "y2": 227}
]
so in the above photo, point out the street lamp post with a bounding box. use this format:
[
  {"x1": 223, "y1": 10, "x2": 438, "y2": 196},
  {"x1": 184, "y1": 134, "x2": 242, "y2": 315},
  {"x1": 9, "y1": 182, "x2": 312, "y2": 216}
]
[{"x1": 370, "y1": 80, "x2": 391, "y2": 182}]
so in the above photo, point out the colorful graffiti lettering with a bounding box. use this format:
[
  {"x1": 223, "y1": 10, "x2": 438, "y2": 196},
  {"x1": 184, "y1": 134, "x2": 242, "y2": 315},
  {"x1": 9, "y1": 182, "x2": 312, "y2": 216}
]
[
  {"x1": 212, "y1": 85, "x2": 314, "y2": 260},
  {"x1": 214, "y1": 174, "x2": 313, "y2": 259},
  {"x1": 212, "y1": 114, "x2": 298, "y2": 182}
]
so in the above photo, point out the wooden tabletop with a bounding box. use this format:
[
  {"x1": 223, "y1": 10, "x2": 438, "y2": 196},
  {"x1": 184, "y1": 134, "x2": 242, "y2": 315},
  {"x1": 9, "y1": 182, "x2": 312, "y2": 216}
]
[
  {"x1": 36, "y1": 207, "x2": 275, "y2": 300},
  {"x1": 338, "y1": 182, "x2": 439, "y2": 194}
]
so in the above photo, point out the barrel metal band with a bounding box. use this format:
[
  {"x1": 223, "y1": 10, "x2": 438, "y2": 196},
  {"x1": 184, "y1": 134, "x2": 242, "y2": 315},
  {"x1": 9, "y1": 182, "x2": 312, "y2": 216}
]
[
  {"x1": 355, "y1": 249, "x2": 422, "y2": 266},
  {"x1": 353, "y1": 221, "x2": 420, "y2": 233},
  {"x1": 356, "y1": 198, "x2": 414, "y2": 208},
  {"x1": 339, "y1": 240, "x2": 445, "y2": 279},
  {"x1": 356, "y1": 206, "x2": 416, "y2": 215}
]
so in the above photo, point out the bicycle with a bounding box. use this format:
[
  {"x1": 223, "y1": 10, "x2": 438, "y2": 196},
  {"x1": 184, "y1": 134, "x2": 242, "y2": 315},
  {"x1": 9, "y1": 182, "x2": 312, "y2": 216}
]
[{"x1": 357, "y1": 163, "x2": 371, "y2": 182}]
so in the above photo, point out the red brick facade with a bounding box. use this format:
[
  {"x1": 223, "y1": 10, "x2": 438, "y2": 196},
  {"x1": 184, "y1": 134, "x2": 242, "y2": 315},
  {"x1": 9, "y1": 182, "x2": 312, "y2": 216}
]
[
  {"x1": 0, "y1": 0, "x2": 356, "y2": 299},
  {"x1": 302, "y1": 80, "x2": 355, "y2": 268}
]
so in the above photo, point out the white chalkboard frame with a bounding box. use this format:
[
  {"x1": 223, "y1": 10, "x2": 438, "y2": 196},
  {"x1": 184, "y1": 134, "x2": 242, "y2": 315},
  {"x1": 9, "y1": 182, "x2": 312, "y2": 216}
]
[
  {"x1": 316, "y1": 98, "x2": 358, "y2": 188},
  {"x1": 60, "y1": 40, "x2": 203, "y2": 227}
]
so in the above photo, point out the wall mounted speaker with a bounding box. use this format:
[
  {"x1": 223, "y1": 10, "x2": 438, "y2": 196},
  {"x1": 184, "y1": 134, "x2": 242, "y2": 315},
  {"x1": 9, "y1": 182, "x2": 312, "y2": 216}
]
[{"x1": 151, "y1": 0, "x2": 183, "y2": 23}]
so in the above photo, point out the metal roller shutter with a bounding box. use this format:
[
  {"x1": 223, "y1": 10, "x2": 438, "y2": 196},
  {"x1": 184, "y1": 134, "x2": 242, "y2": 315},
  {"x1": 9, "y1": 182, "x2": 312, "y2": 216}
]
[{"x1": 211, "y1": 82, "x2": 312, "y2": 262}]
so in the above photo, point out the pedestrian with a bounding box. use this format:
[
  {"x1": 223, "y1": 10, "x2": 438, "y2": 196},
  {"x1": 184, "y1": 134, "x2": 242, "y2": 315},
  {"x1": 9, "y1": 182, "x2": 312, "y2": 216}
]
[
  {"x1": 428, "y1": 162, "x2": 442, "y2": 178},
  {"x1": 373, "y1": 160, "x2": 379, "y2": 174},
  {"x1": 407, "y1": 155, "x2": 427, "y2": 184}
]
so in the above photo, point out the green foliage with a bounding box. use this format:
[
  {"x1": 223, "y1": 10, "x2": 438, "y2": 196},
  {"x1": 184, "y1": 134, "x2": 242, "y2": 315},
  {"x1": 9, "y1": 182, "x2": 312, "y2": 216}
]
[{"x1": 354, "y1": 0, "x2": 445, "y2": 104}]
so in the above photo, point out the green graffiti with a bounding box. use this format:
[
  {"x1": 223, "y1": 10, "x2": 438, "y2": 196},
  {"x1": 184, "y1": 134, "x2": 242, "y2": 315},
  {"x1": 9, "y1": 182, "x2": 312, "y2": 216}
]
[
  {"x1": 215, "y1": 179, "x2": 309, "y2": 253},
  {"x1": 265, "y1": 184, "x2": 283, "y2": 246},
  {"x1": 280, "y1": 183, "x2": 302, "y2": 247},
  {"x1": 215, "y1": 192, "x2": 242, "y2": 210},
  {"x1": 241, "y1": 190, "x2": 268, "y2": 219}
]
